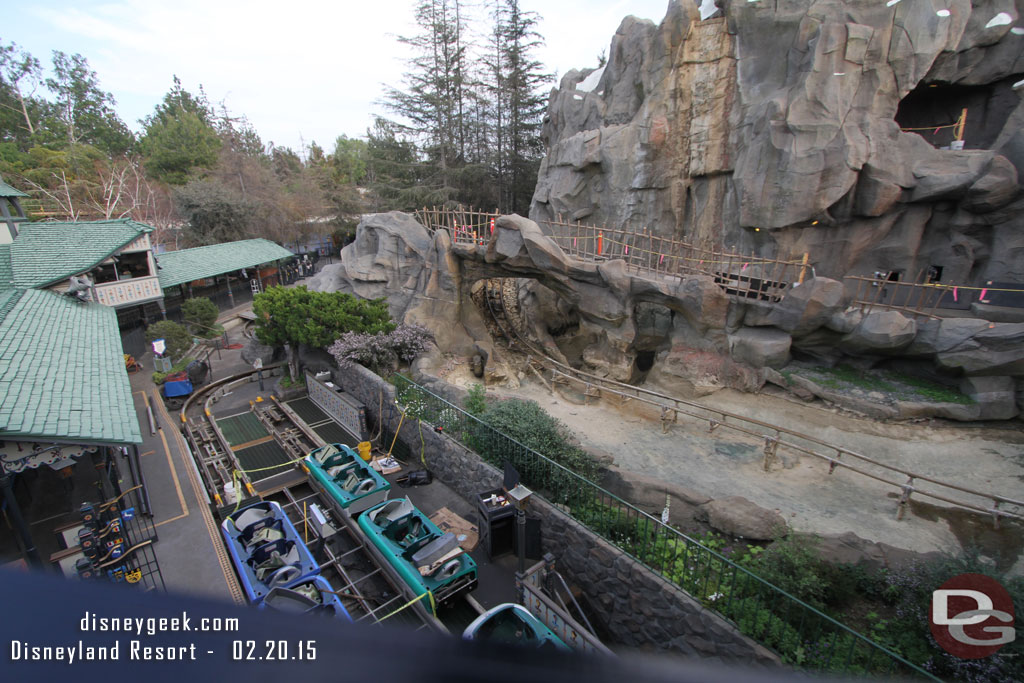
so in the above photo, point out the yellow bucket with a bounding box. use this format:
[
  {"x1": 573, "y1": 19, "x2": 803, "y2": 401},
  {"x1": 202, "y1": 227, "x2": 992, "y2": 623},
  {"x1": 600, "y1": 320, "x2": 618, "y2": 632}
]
[{"x1": 357, "y1": 441, "x2": 372, "y2": 461}]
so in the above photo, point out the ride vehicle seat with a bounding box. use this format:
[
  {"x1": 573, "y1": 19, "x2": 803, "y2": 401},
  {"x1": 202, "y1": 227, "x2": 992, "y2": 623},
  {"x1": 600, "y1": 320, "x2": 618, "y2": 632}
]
[
  {"x1": 242, "y1": 520, "x2": 285, "y2": 549},
  {"x1": 231, "y1": 504, "x2": 276, "y2": 535},
  {"x1": 327, "y1": 462, "x2": 357, "y2": 479},
  {"x1": 411, "y1": 531, "x2": 460, "y2": 570},
  {"x1": 250, "y1": 539, "x2": 302, "y2": 587},
  {"x1": 312, "y1": 445, "x2": 340, "y2": 466},
  {"x1": 340, "y1": 470, "x2": 376, "y2": 495},
  {"x1": 368, "y1": 499, "x2": 415, "y2": 526}
]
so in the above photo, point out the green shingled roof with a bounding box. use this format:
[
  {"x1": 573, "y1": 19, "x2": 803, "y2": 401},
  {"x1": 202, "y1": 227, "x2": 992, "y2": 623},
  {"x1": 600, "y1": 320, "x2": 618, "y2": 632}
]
[
  {"x1": 157, "y1": 238, "x2": 293, "y2": 289},
  {"x1": 0, "y1": 179, "x2": 28, "y2": 198},
  {"x1": 0, "y1": 289, "x2": 141, "y2": 445},
  {"x1": 10, "y1": 218, "x2": 152, "y2": 289}
]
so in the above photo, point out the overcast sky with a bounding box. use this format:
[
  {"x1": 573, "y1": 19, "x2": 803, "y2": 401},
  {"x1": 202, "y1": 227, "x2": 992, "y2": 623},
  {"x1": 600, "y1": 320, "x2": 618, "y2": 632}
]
[{"x1": 6, "y1": 0, "x2": 673, "y2": 154}]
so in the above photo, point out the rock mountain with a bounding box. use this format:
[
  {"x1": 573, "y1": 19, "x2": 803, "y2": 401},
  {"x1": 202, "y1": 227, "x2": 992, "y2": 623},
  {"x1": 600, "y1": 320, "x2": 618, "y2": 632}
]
[
  {"x1": 309, "y1": 1, "x2": 1024, "y2": 421},
  {"x1": 531, "y1": 0, "x2": 1024, "y2": 286}
]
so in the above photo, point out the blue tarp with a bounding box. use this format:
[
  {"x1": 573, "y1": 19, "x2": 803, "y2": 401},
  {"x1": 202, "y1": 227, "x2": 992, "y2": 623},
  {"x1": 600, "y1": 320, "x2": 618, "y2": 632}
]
[{"x1": 162, "y1": 379, "x2": 193, "y2": 398}]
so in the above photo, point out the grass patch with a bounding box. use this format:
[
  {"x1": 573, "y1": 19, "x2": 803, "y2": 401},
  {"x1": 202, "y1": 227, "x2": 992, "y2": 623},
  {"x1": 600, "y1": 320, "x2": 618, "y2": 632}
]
[
  {"x1": 792, "y1": 364, "x2": 974, "y2": 405},
  {"x1": 278, "y1": 373, "x2": 305, "y2": 390}
]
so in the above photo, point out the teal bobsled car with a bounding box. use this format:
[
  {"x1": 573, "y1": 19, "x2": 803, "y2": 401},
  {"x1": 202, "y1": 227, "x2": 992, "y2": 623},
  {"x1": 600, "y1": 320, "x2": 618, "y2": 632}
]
[
  {"x1": 358, "y1": 498, "x2": 477, "y2": 605},
  {"x1": 305, "y1": 443, "x2": 390, "y2": 515}
]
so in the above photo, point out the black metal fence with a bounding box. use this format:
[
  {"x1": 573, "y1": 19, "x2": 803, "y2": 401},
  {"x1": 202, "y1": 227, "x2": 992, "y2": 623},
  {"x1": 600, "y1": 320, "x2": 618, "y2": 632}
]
[{"x1": 389, "y1": 375, "x2": 937, "y2": 680}]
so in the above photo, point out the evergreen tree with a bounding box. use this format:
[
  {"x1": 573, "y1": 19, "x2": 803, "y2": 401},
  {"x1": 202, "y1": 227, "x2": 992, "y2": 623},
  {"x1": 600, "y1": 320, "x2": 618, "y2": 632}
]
[
  {"x1": 365, "y1": 117, "x2": 425, "y2": 210},
  {"x1": 380, "y1": 0, "x2": 472, "y2": 205},
  {"x1": 140, "y1": 77, "x2": 221, "y2": 184},
  {"x1": 487, "y1": 0, "x2": 551, "y2": 214}
]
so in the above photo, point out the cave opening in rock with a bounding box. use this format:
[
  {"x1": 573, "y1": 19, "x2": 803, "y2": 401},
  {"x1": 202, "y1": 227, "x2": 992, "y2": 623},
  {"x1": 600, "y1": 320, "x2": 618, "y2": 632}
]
[
  {"x1": 895, "y1": 77, "x2": 1020, "y2": 150},
  {"x1": 634, "y1": 350, "x2": 656, "y2": 373}
]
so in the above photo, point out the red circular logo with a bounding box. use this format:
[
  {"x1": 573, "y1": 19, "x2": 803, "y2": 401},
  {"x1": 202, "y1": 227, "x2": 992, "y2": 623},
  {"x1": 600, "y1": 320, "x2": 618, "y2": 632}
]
[{"x1": 930, "y1": 573, "x2": 1016, "y2": 659}]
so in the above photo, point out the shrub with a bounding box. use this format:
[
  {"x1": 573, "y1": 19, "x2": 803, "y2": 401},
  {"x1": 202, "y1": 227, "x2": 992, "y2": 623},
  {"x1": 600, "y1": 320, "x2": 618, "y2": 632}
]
[
  {"x1": 278, "y1": 373, "x2": 305, "y2": 390},
  {"x1": 479, "y1": 399, "x2": 600, "y2": 482},
  {"x1": 145, "y1": 320, "x2": 192, "y2": 360},
  {"x1": 181, "y1": 297, "x2": 219, "y2": 333},
  {"x1": 151, "y1": 356, "x2": 194, "y2": 385},
  {"x1": 464, "y1": 383, "x2": 487, "y2": 416},
  {"x1": 327, "y1": 324, "x2": 434, "y2": 375},
  {"x1": 744, "y1": 535, "x2": 832, "y2": 610},
  {"x1": 388, "y1": 323, "x2": 434, "y2": 363}
]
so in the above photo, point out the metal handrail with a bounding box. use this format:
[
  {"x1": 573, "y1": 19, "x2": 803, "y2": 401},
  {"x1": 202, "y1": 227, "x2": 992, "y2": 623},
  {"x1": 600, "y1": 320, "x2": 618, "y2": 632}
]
[{"x1": 480, "y1": 279, "x2": 1022, "y2": 526}]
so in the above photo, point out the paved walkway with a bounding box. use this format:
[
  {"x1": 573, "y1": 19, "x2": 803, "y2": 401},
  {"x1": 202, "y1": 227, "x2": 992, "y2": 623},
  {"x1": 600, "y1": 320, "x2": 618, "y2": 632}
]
[{"x1": 126, "y1": 307, "x2": 262, "y2": 604}]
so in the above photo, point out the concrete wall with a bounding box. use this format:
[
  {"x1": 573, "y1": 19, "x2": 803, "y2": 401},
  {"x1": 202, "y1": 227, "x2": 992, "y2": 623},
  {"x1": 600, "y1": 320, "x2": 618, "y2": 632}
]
[{"x1": 331, "y1": 362, "x2": 780, "y2": 667}]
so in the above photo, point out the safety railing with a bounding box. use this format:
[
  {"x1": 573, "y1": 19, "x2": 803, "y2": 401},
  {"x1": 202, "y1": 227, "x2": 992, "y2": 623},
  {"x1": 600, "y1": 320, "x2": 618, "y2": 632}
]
[
  {"x1": 537, "y1": 217, "x2": 808, "y2": 302},
  {"x1": 414, "y1": 206, "x2": 810, "y2": 302},
  {"x1": 845, "y1": 272, "x2": 1024, "y2": 319},
  {"x1": 389, "y1": 374, "x2": 938, "y2": 679}
]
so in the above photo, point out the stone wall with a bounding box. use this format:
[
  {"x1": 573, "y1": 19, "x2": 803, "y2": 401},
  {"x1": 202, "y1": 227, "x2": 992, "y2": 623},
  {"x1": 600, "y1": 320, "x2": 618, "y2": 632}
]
[{"x1": 329, "y1": 361, "x2": 780, "y2": 667}]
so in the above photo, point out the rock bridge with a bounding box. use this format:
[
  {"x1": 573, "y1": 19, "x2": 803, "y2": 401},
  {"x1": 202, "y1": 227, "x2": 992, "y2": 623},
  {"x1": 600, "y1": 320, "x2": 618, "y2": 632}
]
[{"x1": 309, "y1": 211, "x2": 1023, "y2": 421}]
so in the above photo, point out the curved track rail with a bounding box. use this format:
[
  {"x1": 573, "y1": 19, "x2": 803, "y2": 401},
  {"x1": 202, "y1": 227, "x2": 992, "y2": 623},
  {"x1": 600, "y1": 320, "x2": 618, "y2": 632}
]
[
  {"x1": 174, "y1": 365, "x2": 457, "y2": 633},
  {"x1": 481, "y1": 279, "x2": 1024, "y2": 528}
]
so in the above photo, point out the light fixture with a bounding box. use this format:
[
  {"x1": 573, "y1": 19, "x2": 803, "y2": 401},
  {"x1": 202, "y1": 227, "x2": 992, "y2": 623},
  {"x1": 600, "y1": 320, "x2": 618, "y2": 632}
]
[{"x1": 507, "y1": 484, "x2": 533, "y2": 511}]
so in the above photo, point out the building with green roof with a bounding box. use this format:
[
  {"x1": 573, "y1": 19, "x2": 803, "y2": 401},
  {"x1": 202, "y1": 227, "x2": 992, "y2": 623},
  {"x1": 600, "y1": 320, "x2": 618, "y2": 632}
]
[
  {"x1": 156, "y1": 239, "x2": 293, "y2": 290},
  {"x1": 0, "y1": 175, "x2": 297, "y2": 569},
  {"x1": 0, "y1": 289, "x2": 140, "y2": 446},
  {"x1": 1, "y1": 214, "x2": 145, "y2": 449},
  {"x1": 11, "y1": 219, "x2": 153, "y2": 289}
]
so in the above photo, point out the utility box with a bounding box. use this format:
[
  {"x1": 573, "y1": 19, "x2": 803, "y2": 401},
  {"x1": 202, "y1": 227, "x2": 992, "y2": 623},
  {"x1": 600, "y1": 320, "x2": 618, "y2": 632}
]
[
  {"x1": 154, "y1": 356, "x2": 172, "y2": 373},
  {"x1": 476, "y1": 488, "x2": 515, "y2": 560}
]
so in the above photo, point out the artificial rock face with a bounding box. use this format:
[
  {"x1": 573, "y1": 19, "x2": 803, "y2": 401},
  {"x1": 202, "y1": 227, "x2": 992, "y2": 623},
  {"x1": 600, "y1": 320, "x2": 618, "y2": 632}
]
[
  {"x1": 530, "y1": 0, "x2": 1024, "y2": 284},
  {"x1": 311, "y1": 211, "x2": 1023, "y2": 419}
]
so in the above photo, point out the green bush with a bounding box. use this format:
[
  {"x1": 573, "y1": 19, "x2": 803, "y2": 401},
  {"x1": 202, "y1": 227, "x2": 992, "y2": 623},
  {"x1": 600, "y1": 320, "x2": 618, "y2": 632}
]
[
  {"x1": 151, "y1": 357, "x2": 194, "y2": 385},
  {"x1": 479, "y1": 399, "x2": 600, "y2": 483},
  {"x1": 181, "y1": 297, "x2": 219, "y2": 334},
  {"x1": 463, "y1": 383, "x2": 487, "y2": 416},
  {"x1": 145, "y1": 320, "x2": 192, "y2": 360},
  {"x1": 278, "y1": 373, "x2": 306, "y2": 390}
]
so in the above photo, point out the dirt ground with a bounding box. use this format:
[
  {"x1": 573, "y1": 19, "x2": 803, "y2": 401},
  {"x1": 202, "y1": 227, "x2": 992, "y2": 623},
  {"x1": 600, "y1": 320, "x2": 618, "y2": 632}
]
[{"x1": 443, "y1": 366, "x2": 1024, "y2": 575}]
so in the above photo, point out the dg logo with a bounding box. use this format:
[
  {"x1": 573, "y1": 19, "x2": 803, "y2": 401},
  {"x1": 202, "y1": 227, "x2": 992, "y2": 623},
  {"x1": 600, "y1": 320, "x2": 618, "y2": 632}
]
[{"x1": 931, "y1": 573, "x2": 1016, "y2": 659}]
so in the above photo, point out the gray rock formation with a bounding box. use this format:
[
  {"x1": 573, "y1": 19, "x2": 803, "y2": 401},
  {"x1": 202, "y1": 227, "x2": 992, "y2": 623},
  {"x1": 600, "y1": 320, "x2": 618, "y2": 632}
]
[
  {"x1": 809, "y1": 531, "x2": 944, "y2": 573},
  {"x1": 728, "y1": 327, "x2": 792, "y2": 369},
  {"x1": 696, "y1": 496, "x2": 790, "y2": 540},
  {"x1": 307, "y1": 211, "x2": 490, "y2": 356},
  {"x1": 531, "y1": 0, "x2": 1024, "y2": 289},
  {"x1": 309, "y1": 209, "x2": 1023, "y2": 420},
  {"x1": 240, "y1": 336, "x2": 276, "y2": 367},
  {"x1": 841, "y1": 310, "x2": 918, "y2": 353}
]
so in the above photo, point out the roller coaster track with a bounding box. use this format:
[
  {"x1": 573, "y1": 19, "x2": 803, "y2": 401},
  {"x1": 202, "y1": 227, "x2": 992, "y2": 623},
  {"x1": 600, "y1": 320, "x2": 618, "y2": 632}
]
[
  {"x1": 175, "y1": 364, "x2": 451, "y2": 632},
  {"x1": 480, "y1": 280, "x2": 1024, "y2": 528}
]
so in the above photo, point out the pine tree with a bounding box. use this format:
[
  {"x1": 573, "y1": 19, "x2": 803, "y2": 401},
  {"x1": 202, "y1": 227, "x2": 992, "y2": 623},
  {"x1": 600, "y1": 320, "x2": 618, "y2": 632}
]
[
  {"x1": 496, "y1": 0, "x2": 551, "y2": 214},
  {"x1": 380, "y1": 0, "x2": 471, "y2": 205}
]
